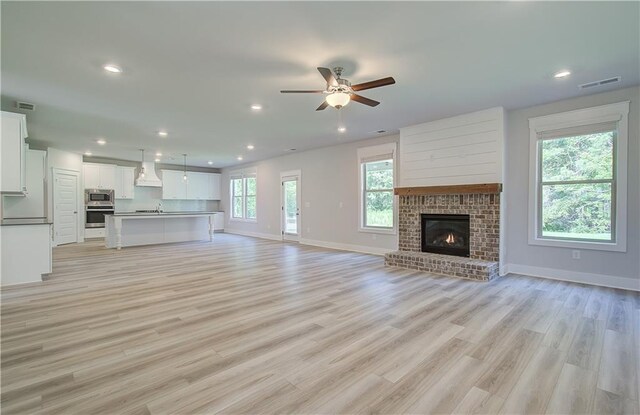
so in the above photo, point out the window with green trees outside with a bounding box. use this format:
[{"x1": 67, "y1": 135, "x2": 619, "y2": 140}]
[
  {"x1": 363, "y1": 159, "x2": 394, "y2": 228},
  {"x1": 539, "y1": 130, "x2": 615, "y2": 242}
]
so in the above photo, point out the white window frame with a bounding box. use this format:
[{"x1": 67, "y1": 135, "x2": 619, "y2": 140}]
[
  {"x1": 528, "y1": 101, "x2": 629, "y2": 252},
  {"x1": 358, "y1": 142, "x2": 397, "y2": 235},
  {"x1": 229, "y1": 169, "x2": 258, "y2": 222}
]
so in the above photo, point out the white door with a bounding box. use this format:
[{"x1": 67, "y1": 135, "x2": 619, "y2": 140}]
[
  {"x1": 54, "y1": 171, "x2": 79, "y2": 245},
  {"x1": 281, "y1": 173, "x2": 300, "y2": 241}
]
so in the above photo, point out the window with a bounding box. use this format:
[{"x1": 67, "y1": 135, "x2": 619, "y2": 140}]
[
  {"x1": 358, "y1": 143, "x2": 396, "y2": 233},
  {"x1": 529, "y1": 101, "x2": 629, "y2": 251},
  {"x1": 230, "y1": 172, "x2": 257, "y2": 221}
]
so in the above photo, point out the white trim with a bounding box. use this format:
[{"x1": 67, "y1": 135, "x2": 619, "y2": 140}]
[
  {"x1": 358, "y1": 142, "x2": 397, "y2": 235},
  {"x1": 504, "y1": 263, "x2": 639, "y2": 292},
  {"x1": 299, "y1": 238, "x2": 392, "y2": 256},
  {"x1": 528, "y1": 101, "x2": 629, "y2": 252},
  {"x1": 224, "y1": 229, "x2": 282, "y2": 242}
]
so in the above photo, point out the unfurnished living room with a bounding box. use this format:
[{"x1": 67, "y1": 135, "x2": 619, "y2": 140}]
[{"x1": 0, "y1": 1, "x2": 639, "y2": 414}]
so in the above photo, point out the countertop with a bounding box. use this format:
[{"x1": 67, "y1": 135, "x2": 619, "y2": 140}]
[
  {"x1": 106, "y1": 211, "x2": 221, "y2": 217},
  {"x1": 0, "y1": 218, "x2": 52, "y2": 226}
]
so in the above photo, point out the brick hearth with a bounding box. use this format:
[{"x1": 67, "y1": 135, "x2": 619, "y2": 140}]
[{"x1": 385, "y1": 190, "x2": 501, "y2": 281}]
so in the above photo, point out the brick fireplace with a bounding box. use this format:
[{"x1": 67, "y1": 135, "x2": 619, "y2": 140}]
[{"x1": 385, "y1": 184, "x2": 501, "y2": 281}]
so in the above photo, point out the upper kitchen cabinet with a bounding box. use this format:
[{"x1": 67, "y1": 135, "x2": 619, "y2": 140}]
[
  {"x1": 114, "y1": 166, "x2": 135, "y2": 199},
  {"x1": 161, "y1": 170, "x2": 187, "y2": 200},
  {"x1": 208, "y1": 173, "x2": 221, "y2": 200},
  {"x1": 83, "y1": 163, "x2": 116, "y2": 190},
  {"x1": 0, "y1": 111, "x2": 28, "y2": 194},
  {"x1": 186, "y1": 172, "x2": 209, "y2": 200},
  {"x1": 161, "y1": 170, "x2": 220, "y2": 200}
]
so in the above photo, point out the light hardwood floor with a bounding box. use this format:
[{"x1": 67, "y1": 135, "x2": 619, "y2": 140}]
[{"x1": 1, "y1": 234, "x2": 638, "y2": 414}]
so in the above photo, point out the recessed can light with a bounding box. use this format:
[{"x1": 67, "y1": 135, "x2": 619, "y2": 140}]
[
  {"x1": 207, "y1": 161, "x2": 213, "y2": 165},
  {"x1": 155, "y1": 152, "x2": 162, "y2": 157},
  {"x1": 154, "y1": 158, "x2": 161, "y2": 162},
  {"x1": 338, "y1": 126, "x2": 346, "y2": 133},
  {"x1": 84, "y1": 151, "x2": 92, "y2": 156},
  {"x1": 250, "y1": 104, "x2": 262, "y2": 111},
  {"x1": 554, "y1": 70, "x2": 571, "y2": 78},
  {"x1": 103, "y1": 64, "x2": 122, "y2": 73},
  {"x1": 247, "y1": 144, "x2": 255, "y2": 150},
  {"x1": 158, "y1": 130, "x2": 168, "y2": 137},
  {"x1": 237, "y1": 156, "x2": 243, "y2": 161},
  {"x1": 96, "y1": 138, "x2": 106, "y2": 145}
]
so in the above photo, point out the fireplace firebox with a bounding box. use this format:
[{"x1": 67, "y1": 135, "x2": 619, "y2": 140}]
[{"x1": 421, "y1": 214, "x2": 470, "y2": 257}]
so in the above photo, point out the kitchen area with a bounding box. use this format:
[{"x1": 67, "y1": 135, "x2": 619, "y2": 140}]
[{"x1": 1, "y1": 110, "x2": 225, "y2": 286}]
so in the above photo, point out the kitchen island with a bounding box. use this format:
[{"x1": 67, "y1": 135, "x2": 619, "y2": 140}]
[{"x1": 104, "y1": 212, "x2": 218, "y2": 250}]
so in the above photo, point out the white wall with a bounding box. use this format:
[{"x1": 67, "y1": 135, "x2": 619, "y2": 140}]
[
  {"x1": 221, "y1": 134, "x2": 400, "y2": 254},
  {"x1": 399, "y1": 107, "x2": 504, "y2": 187},
  {"x1": 47, "y1": 147, "x2": 84, "y2": 244},
  {"x1": 504, "y1": 86, "x2": 639, "y2": 290}
]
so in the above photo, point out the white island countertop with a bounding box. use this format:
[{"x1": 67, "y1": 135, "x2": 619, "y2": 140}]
[{"x1": 105, "y1": 212, "x2": 220, "y2": 249}]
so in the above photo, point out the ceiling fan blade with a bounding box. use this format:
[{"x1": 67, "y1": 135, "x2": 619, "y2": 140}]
[
  {"x1": 316, "y1": 101, "x2": 329, "y2": 111},
  {"x1": 351, "y1": 77, "x2": 396, "y2": 91},
  {"x1": 351, "y1": 94, "x2": 380, "y2": 107},
  {"x1": 280, "y1": 90, "x2": 325, "y2": 93},
  {"x1": 317, "y1": 67, "x2": 338, "y2": 87}
]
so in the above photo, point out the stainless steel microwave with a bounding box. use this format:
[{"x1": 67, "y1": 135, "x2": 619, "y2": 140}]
[{"x1": 85, "y1": 189, "x2": 114, "y2": 205}]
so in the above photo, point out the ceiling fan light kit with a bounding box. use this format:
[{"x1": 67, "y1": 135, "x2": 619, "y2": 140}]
[
  {"x1": 325, "y1": 92, "x2": 350, "y2": 108},
  {"x1": 281, "y1": 66, "x2": 395, "y2": 111}
]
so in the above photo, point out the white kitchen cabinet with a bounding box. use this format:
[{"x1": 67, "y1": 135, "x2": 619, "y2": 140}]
[
  {"x1": 209, "y1": 173, "x2": 221, "y2": 200},
  {"x1": 114, "y1": 166, "x2": 135, "y2": 199},
  {"x1": 83, "y1": 163, "x2": 117, "y2": 190},
  {"x1": 213, "y1": 212, "x2": 224, "y2": 231},
  {"x1": 2, "y1": 149, "x2": 47, "y2": 218},
  {"x1": 161, "y1": 170, "x2": 187, "y2": 200},
  {"x1": 1, "y1": 111, "x2": 28, "y2": 194},
  {"x1": 186, "y1": 172, "x2": 209, "y2": 200}
]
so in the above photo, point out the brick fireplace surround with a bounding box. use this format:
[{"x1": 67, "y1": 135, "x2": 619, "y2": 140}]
[{"x1": 384, "y1": 185, "x2": 501, "y2": 281}]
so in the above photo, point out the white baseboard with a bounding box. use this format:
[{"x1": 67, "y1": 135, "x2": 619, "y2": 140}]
[
  {"x1": 504, "y1": 263, "x2": 640, "y2": 292},
  {"x1": 299, "y1": 238, "x2": 392, "y2": 256},
  {"x1": 224, "y1": 229, "x2": 282, "y2": 242}
]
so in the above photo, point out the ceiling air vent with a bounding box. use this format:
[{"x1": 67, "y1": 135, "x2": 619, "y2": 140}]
[
  {"x1": 15, "y1": 101, "x2": 36, "y2": 111},
  {"x1": 579, "y1": 77, "x2": 621, "y2": 90}
]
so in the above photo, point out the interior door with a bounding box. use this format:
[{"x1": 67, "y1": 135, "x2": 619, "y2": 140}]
[
  {"x1": 281, "y1": 175, "x2": 300, "y2": 241},
  {"x1": 54, "y1": 171, "x2": 78, "y2": 245}
]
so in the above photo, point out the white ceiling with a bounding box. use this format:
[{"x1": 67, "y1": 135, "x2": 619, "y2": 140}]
[{"x1": 1, "y1": 2, "x2": 638, "y2": 168}]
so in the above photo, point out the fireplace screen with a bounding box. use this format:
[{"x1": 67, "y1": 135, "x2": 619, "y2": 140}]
[{"x1": 421, "y1": 214, "x2": 470, "y2": 257}]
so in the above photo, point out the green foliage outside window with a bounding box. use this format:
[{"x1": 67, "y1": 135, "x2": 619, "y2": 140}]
[
  {"x1": 364, "y1": 159, "x2": 393, "y2": 228},
  {"x1": 541, "y1": 131, "x2": 614, "y2": 240}
]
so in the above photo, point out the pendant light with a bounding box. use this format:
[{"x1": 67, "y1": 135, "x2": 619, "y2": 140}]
[
  {"x1": 138, "y1": 149, "x2": 146, "y2": 179},
  {"x1": 182, "y1": 154, "x2": 188, "y2": 181}
]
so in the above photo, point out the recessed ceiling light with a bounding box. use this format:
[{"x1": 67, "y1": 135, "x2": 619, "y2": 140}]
[
  {"x1": 338, "y1": 126, "x2": 346, "y2": 133},
  {"x1": 251, "y1": 104, "x2": 262, "y2": 111},
  {"x1": 154, "y1": 158, "x2": 161, "y2": 162},
  {"x1": 96, "y1": 138, "x2": 106, "y2": 145},
  {"x1": 158, "y1": 130, "x2": 168, "y2": 137},
  {"x1": 103, "y1": 64, "x2": 122, "y2": 73},
  {"x1": 247, "y1": 144, "x2": 255, "y2": 150},
  {"x1": 155, "y1": 152, "x2": 162, "y2": 157},
  {"x1": 554, "y1": 70, "x2": 571, "y2": 78},
  {"x1": 207, "y1": 161, "x2": 213, "y2": 165},
  {"x1": 237, "y1": 156, "x2": 243, "y2": 161},
  {"x1": 84, "y1": 151, "x2": 92, "y2": 156}
]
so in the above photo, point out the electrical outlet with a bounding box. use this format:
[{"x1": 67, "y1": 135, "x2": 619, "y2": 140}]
[
  {"x1": 267, "y1": 224, "x2": 271, "y2": 230},
  {"x1": 305, "y1": 202, "x2": 311, "y2": 208},
  {"x1": 307, "y1": 227, "x2": 311, "y2": 233},
  {"x1": 339, "y1": 202, "x2": 343, "y2": 208},
  {"x1": 572, "y1": 250, "x2": 581, "y2": 260}
]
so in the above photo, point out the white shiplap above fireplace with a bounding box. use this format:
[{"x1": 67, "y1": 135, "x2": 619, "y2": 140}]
[{"x1": 399, "y1": 107, "x2": 505, "y2": 187}]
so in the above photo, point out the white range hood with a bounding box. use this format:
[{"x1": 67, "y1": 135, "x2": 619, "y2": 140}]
[{"x1": 135, "y1": 162, "x2": 162, "y2": 187}]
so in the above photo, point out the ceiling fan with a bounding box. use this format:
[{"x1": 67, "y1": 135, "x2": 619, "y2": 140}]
[{"x1": 281, "y1": 67, "x2": 395, "y2": 111}]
